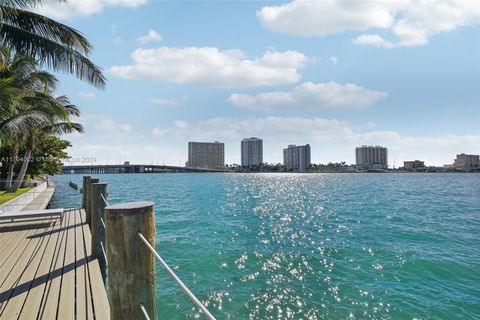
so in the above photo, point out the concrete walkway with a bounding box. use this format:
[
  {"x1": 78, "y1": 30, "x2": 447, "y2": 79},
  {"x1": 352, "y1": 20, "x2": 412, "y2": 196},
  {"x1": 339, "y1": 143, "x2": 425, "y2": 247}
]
[
  {"x1": 21, "y1": 181, "x2": 55, "y2": 211},
  {"x1": 0, "y1": 180, "x2": 54, "y2": 214}
]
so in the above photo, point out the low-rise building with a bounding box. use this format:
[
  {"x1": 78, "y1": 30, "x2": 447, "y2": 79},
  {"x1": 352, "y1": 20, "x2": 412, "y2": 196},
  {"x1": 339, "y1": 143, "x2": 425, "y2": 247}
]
[
  {"x1": 453, "y1": 153, "x2": 480, "y2": 171},
  {"x1": 403, "y1": 160, "x2": 425, "y2": 170}
]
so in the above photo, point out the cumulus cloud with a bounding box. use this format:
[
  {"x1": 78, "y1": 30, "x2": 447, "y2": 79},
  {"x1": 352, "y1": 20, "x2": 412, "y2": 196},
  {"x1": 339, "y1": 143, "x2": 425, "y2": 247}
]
[
  {"x1": 136, "y1": 29, "x2": 163, "y2": 45},
  {"x1": 352, "y1": 34, "x2": 394, "y2": 48},
  {"x1": 228, "y1": 82, "x2": 387, "y2": 111},
  {"x1": 257, "y1": 0, "x2": 480, "y2": 47},
  {"x1": 330, "y1": 56, "x2": 338, "y2": 65},
  {"x1": 35, "y1": 0, "x2": 148, "y2": 20},
  {"x1": 95, "y1": 118, "x2": 132, "y2": 135},
  {"x1": 108, "y1": 48, "x2": 308, "y2": 87}
]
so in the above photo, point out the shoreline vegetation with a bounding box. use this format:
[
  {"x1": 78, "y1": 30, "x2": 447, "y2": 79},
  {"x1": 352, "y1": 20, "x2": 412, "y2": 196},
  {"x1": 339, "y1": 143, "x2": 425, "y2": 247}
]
[{"x1": 0, "y1": 187, "x2": 31, "y2": 204}]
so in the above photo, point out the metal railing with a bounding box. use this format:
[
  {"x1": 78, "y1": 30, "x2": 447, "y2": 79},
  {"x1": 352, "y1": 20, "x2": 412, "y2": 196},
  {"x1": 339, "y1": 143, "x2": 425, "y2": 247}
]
[
  {"x1": 138, "y1": 232, "x2": 216, "y2": 320},
  {"x1": 89, "y1": 182, "x2": 216, "y2": 320},
  {"x1": 139, "y1": 304, "x2": 151, "y2": 320}
]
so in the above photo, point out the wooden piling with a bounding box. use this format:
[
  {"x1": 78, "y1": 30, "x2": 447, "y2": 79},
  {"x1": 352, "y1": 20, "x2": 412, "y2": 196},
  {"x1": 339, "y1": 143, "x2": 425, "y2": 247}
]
[
  {"x1": 90, "y1": 182, "x2": 108, "y2": 282},
  {"x1": 86, "y1": 178, "x2": 99, "y2": 227},
  {"x1": 105, "y1": 202, "x2": 156, "y2": 320},
  {"x1": 82, "y1": 176, "x2": 91, "y2": 209}
]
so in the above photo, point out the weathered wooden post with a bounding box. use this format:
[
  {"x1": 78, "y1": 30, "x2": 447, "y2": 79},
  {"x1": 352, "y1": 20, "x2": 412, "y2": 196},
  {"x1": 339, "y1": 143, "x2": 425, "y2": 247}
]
[
  {"x1": 90, "y1": 182, "x2": 108, "y2": 282},
  {"x1": 82, "y1": 176, "x2": 91, "y2": 209},
  {"x1": 86, "y1": 178, "x2": 99, "y2": 226},
  {"x1": 105, "y1": 202, "x2": 156, "y2": 320}
]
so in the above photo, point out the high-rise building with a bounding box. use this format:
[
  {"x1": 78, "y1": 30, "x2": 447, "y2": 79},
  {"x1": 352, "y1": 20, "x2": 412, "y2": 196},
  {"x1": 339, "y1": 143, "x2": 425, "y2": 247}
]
[
  {"x1": 187, "y1": 141, "x2": 225, "y2": 169},
  {"x1": 355, "y1": 145, "x2": 388, "y2": 170},
  {"x1": 241, "y1": 137, "x2": 263, "y2": 167},
  {"x1": 283, "y1": 144, "x2": 311, "y2": 172},
  {"x1": 453, "y1": 153, "x2": 479, "y2": 171}
]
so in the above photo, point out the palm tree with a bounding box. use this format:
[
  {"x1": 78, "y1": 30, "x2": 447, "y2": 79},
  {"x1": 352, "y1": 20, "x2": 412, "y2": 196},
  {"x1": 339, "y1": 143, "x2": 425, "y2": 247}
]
[
  {"x1": 8, "y1": 92, "x2": 83, "y2": 193},
  {"x1": 0, "y1": 0, "x2": 105, "y2": 88},
  {"x1": 0, "y1": 48, "x2": 56, "y2": 138},
  {"x1": 0, "y1": 49, "x2": 83, "y2": 192}
]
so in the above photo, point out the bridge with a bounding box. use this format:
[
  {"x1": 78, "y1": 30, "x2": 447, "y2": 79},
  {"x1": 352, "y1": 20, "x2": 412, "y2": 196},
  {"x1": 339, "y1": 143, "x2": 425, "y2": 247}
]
[{"x1": 62, "y1": 163, "x2": 228, "y2": 174}]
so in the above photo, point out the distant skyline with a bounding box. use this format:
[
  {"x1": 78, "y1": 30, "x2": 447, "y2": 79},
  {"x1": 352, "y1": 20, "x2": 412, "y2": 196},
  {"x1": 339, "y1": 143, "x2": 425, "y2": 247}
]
[{"x1": 38, "y1": 0, "x2": 480, "y2": 167}]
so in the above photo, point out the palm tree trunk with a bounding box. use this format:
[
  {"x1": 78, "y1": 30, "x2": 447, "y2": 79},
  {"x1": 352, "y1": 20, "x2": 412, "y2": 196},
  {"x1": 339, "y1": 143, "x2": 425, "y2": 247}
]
[
  {"x1": 7, "y1": 137, "x2": 33, "y2": 193},
  {"x1": 5, "y1": 144, "x2": 18, "y2": 189}
]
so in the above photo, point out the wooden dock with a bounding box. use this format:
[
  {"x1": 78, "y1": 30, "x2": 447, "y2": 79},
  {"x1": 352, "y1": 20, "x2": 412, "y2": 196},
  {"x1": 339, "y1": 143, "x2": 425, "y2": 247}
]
[{"x1": 0, "y1": 208, "x2": 110, "y2": 319}]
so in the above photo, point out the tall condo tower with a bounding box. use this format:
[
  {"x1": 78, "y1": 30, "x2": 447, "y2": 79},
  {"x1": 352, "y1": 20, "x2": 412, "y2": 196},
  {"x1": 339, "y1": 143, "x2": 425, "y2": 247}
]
[
  {"x1": 355, "y1": 145, "x2": 388, "y2": 170},
  {"x1": 241, "y1": 137, "x2": 263, "y2": 167},
  {"x1": 283, "y1": 144, "x2": 311, "y2": 172},
  {"x1": 187, "y1": 141, "x2": 225, "y2": 169}
]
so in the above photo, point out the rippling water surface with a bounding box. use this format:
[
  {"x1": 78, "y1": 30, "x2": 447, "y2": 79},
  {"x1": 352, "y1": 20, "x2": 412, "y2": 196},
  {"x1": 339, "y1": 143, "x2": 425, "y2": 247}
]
[{"x1": 51, "y1": 173, "x2": 480, "y2": 319}]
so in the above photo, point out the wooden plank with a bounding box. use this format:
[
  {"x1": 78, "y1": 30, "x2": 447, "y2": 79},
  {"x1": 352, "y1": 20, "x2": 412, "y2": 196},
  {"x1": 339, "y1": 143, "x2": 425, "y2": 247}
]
[
  {"x1": 0, "y1": 220, "x2": 39, "y2": 266},
  {"x1": 0, "y1": 218, "x2": 51, "y2": 288},
  {"x1": 81, "y1": 209, "x2": 110, "y2": 319},
  {"x1": 75, "y1": 209, "x2": 90, "y2": 319},
  {"x1": 57, "y1": 209, "x2": 76, "y2": 319},
  {"x1": 0, "y1": 218, "x2": 52, "y2": 263},
  {"x1": 0, "y1": 216, "x2": 57, "y2": 318},
  {"x1": 78, "y1": 209, "x2": 95, "y2": 319},
  {"x1": 15, "y1": 216, "x2": 64, "y2": 319},
  {"x1": 36, "y1": 210, "x2": 70, "y2": 319},
  {"x1": 0, "y1": 208, "x2": 110, "y2": 320}
]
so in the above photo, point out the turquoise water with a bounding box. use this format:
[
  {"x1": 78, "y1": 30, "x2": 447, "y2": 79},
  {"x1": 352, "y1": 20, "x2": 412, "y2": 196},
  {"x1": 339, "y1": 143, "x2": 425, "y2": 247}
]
[{"x1": 50, "y1": 173, "x2": 480, "y2": 319}]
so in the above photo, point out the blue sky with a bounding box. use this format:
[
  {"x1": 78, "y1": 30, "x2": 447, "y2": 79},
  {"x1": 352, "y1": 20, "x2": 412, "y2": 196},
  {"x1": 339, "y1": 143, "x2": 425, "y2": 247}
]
[{"x1": 37, "y1": 0, "x2": 480, "y2": 166}]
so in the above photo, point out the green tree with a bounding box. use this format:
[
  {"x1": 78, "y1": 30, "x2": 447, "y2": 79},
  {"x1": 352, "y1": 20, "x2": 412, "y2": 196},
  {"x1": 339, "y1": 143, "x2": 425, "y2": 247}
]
[
  {"x1": 8, "y1": 93, "x2": 83, "y2": 193},
  {"x1": 27, "y1": 135, "x2": 71, "y2": 176}
]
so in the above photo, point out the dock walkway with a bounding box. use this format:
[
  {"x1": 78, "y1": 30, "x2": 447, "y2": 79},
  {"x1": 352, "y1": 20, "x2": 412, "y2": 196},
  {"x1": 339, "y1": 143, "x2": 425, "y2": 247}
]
[{"x1": 0, "y1": 208, "x2": 110, "y2": 319}]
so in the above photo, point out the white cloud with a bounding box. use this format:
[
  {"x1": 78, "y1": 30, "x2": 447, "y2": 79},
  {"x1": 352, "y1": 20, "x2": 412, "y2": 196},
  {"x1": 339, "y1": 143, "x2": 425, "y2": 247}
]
[
  {"x1": 136, "y1": 29, "x2": 163, "y2": 45},
  {"x1": 257, "y1": 1, "x2": 399, "y2": 36},
  {"x1": 78, "y1": 92, "x2": 96, "y2": 100},
  {"x1": 35, "y1": 0, "x2": 147, "y2": 20},
  {"x1": 95, "y1": 118, "x2": 132, "y2": 135},
  {"x1": 108, "y1": 48, "x2": 308, "y2": 87},
  {"x1": 66, "y1": 144, "x2": 185, "y2": 166},
  {"x1": 148, "y1": 97, "x2": 187, "y2": 106},
  {"x1": 257, "y1": 0, "x2": 480, "y2": 47},
  {"x1": 352, "y1": 34, "x2": 394, "y2": 48},
  {"x1": 228, "y1": 82, "x2": 387, "y2": 111},
  {"x1": 150, "y1": 116, "x2": 480, "y2": 166},
  {"x1": 330, "y1": 56, "x2": 338, "y2": 65}
]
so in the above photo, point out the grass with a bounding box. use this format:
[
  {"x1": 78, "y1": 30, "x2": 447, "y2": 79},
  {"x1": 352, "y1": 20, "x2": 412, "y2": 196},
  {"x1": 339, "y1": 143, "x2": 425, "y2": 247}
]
[{"x1": 0, "y1": 187, "x2": 32, "y2": 205}]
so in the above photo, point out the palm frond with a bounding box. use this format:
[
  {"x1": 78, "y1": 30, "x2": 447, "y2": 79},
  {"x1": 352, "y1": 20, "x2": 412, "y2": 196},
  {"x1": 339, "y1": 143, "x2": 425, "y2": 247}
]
[
  {"x1": 0, "y1": 4, "x2": 91, "y2": 54},
  {"x1": 0, "y1": 22, "x2": 106, "y2": 88},
  {"x1": 44, "y1": 121, "x2": 84, "y2": 135}
]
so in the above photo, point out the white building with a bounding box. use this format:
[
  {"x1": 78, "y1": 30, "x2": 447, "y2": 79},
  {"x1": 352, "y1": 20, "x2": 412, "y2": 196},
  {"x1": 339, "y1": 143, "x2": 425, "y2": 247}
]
[
  {"x1": 283, "y1": 144, "x2": 311, "y2": 172},
  {"x1": 355, "y1": 145, "x2": 388, "y2": 170},
  {"x1": 187, "y1": 141, "x2": 224, "y2": 169},
  {"x1": 241, "y1": 137, "x2": 263, "y2": 168},
  {"x1": 454, "y1": 153, "x2": 479, "y2": 171}
]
